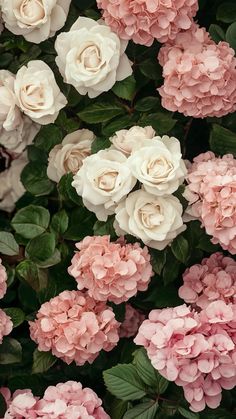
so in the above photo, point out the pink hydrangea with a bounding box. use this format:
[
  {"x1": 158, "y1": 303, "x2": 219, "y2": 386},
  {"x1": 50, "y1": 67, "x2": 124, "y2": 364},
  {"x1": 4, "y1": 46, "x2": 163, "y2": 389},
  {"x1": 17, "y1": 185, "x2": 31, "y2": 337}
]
[
  {"x1": 158, "y1": 24, "x2": 236, "y2": 118},
  {"x1": 0, "y1": 259, "x2": 7, "y2": 300},
  {"x1": 134, "y1": 301, "x2": 236, "y2": 412},
  {"x1": 29, "y1": 290, "x2": 120, "y2": 366},
  {"x1": 68, "y1": 236, "x2": 153, "y2": 304},
  {"x1": 96, "y1": 0, "x2": 198, "y2": 46},
  {"x1": 184, "y1": 152, "x2": 236, "y2": 254},
  {"x1": 120, "y1": 304, "x2": 145, "y2": 338},
  {"x1": 179, "y1": 253, "x2": 236, "y2": 309},
  {"x1": 0, "y1": 309, "x2": 12, "y2": 344},
  {"x1": 3, "y1": 382, "x2": 110, "y2": 418}
]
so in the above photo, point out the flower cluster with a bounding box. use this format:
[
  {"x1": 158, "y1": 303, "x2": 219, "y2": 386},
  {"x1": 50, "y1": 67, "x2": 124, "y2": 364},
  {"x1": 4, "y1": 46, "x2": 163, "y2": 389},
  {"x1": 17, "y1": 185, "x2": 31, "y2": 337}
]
[
  {"x1": 72, "y1": 126, "x2": 187, "y2": 250},
  {"x1": 1, "y1": 0, "x2": 71, "y2": 44},
  {"x1": 96, "y1": 0, "x2": 198, "y2": 46},
  {"x1": 0, "y1": 309, "x2": 12, "y2": 345},
  {"x1": 158, "y1": 24, "x2": 236, "y2": 118},
  {"x1": 120, "y1": 304, "x2": 145, "y2": 338},
  {"x1": 29, "y1": 290, "x2": 120, "y2": 366},
  {"x1": 2, "y1": 381, "x2": 109, "y2": 418},
  {"x1": 184, "y1": 151, "x2": 236, "y2": 254},
  {"x1": 179, "y1": 253, "x2": 236, "y2": 309},
  {"x1": 135, "y1": 302, "x2": 236, "y2": 412},
  {"x1": 68, "y1": 235, "x2": 153, "y2": 304}
]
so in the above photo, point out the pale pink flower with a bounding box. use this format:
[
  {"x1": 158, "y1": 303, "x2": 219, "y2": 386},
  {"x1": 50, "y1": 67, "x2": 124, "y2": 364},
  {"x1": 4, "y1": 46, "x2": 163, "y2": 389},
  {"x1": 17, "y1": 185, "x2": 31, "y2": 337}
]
[
  {"x1": 0, "y1": 259, "x2": 7, "y2": 299},
  {"x1": 68, "y1": 236, "x2": 153, "y2": 304},
  {"x1": 184, "y1": 152, "x2": 236, "y2": 254},
  {"x1": 179, "y1": 253, "x2": 236, "y2": 308},
  {"x1": 29, "y1": 290, "x2": 120, "y2": 366},
  {"x1": 96, "y1": 0, "x2": 198, "y2": 46},
  {"x1": 120, "y1": 304, "x2": 145, "y2": 338},
  {"x1": 4, "y1": 390, "x2": 38, "y2": 418},
  {"x1": 0, "y1": 309, "x2": 12, "y2": 344},
  {"x1": 158, "y1": 24, "x2": 236, "y2": 118}
]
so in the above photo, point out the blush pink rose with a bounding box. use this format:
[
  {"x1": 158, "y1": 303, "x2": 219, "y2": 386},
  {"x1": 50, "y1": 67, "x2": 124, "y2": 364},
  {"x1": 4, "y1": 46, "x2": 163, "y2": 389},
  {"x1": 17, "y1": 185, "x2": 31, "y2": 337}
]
[
  {"x1": 0, "y1": 309, "x2": 12, "y2": 344},
  {"x1": 68, "y1": 236, "x2": 153, "y2": 304},
  {"x1": 97, "y1": 0, "x2": 198, "y2": 46},
  {"x1": 29, "y1": 290, "x2": 120, "y2": 366},
  {"x1": 0, "y1": 259, "x2": 7, "y2": 300},
  {"x1": 120, "y1": 304, "x2": 145, "y2": 338},
  {"x1": 158, "y1": 24, "x2": 236, "y2": 118},
  {"x1": 179, "y1": 253, "x2": 236, "y2": 309},
  {"x1": 184, "y1": 152, "x2": 236, "y2": 254}
]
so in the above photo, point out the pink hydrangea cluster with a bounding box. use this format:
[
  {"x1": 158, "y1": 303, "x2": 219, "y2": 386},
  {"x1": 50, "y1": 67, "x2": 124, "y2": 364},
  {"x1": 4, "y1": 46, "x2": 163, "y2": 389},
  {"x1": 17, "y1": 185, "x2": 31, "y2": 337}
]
[
  {"x1": 179, "y1": 253, "x2": 236, "y2": 309},
  {"x1": 29, "y1": 290, "x2": 120, "y2": 366},
  {"x1": 2, "y1": 381, "x2": 110, "y2": 418},
  {"x1": 0, "y1": 259, "x2": 7, "y2": 300},
  {"x1": 96, "y1": 0, "x2": 198, "y2": 46},
  {"x1": 184, "y1": 151, "x2": 236, "y2": 254},
  {"x1": 158, "y1": 24, "x2": 236, "y2": 118},
  {"x1": 68, "y1": 236, "x2": 153, "y2": 304},
  {"x1": 120, "y1": 304, "x2": 145, "y2": 338},
  {"x1": 0, "y1": 309, "x2": 12, "y2": 344},
  {"x1": 134, "y1": 302, "x2": 236, "y2": 412}
]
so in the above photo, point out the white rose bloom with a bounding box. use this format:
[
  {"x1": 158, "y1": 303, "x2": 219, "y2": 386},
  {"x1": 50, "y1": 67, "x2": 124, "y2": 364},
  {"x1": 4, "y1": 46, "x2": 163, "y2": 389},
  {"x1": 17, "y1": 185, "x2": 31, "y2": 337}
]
[
  {"x1": 0, "y1": 116, "x2": 40, "y2": 153},
  {"x1": 110, "y1": 126, "x2": 156, "y2": 156},
  {"x1": 0, "y1": 153, "x2": 28, "y2": 212},
  {"x1": 72, "y1": 149, "x2": 136, "y2": 221},
  {"x1": 114, "y1": 190, "x2": 185, "y2": 250},
  {"x1": 127, "y1": 136, "x2": 187, "y2": 195},
  {"x1": 47, "y1": 129, "x2": 95, "y2": 183},
  {"x1": 55, "y1": 17, "x2": 132, "y2": 98},
  {"x1": 1, "y1": 0, "x2": 71, "y2": 44},
  {"x1": 14, "y1": 60, "x2": 67, "y2": 125}
]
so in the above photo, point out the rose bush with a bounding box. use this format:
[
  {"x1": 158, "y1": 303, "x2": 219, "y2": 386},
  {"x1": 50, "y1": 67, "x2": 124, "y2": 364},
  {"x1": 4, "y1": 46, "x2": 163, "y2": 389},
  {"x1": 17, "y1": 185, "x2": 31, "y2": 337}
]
[{"x1": 0, "y1": 0, "x2": 236, "y2": 418}]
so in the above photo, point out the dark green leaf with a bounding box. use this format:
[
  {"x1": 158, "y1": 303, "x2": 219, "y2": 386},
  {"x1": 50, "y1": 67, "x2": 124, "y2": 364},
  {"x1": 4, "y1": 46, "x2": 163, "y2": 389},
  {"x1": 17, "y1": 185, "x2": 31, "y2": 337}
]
[
  {"x1": 110, "y1": 399, "x2": 129, "y2": 419},
  {"x1": 133, "y1": 348, "x2": 158, "y2": 387},
  {"x1": 209, "y1": 24, "x2": 225, "y2": 43},
  {"x1": 102, "y1": 115, "x2": 136, "y2": 137},
  {"x1": 150, "y1": 249, "x2": 166, "y2": 275},
  {"x1": 16, "y1": 260, "x2": 47, "y2": 292},
  {"x1": 0, "y1": 338, "x2": 22, "y2": 364},
  {"x1": 78, "y1": 102, "x2": 125, "y2": 123},
  {"x1": 139, "y1": 113, "x2": 177, "y2": 135},
  {"x1": 139, "y1": 59, "x2": 162, "y2": 81},
  {"x1": 178, "y1": 407, "x2": 199, "y2": 419},
  {"x1": 51, "y1": 210, "x2": 68, "y2": 235},
  {"x1": 123, "y1": 401, "x2": 159, "y2": 419},
  {"x1": 217, "y1": 2, "x2": 236, "y2": 23},
  {"x1": 26, "y1": 233, "x2": 56, "y2": 262},
  {"x1": 35, "y1": 249, "x2": 61, "y2": 268},
  {"x1": 103, "y1": 364, "x2": 147, "y2": 401},
  {"x1": 162, "y1": 252, "x2": 181, "y2": 286},
  {"x1": 34, "y1": 125, "x2": 63, "y2": 152},
  {"x1": 171, "y1": 236, "x2": 189, "y2": 264},
  {"x1": 226, "y1": 22, "x2": 236, "y2": 51},
  {"x1": 0, "y1": 232, "x2": 19, "y2": 256},
  {"x1": 32, "y1": 349, "x2": 56, "y2": 373},
  {"x1": 135, "y1": 97, "x2": 160, "y2": 112},
  {"x1": 21, "y1": 162, "x2": 54, "y2": 196},
  {"x1": 112, "y1": 75, "x2": 136, "y2": 100},
  {"x1": 91, "y1": 137, "x2": 111, "y2": 154},
  {"x1": 12, "y1": 205, "x2": 50, "y2": 239},
  {"x1": 210, "y1": 124, "x2": 236, "y2": 156},
  {"x1": 4, "y1": 308, "x2": 25, "y2": 328}
]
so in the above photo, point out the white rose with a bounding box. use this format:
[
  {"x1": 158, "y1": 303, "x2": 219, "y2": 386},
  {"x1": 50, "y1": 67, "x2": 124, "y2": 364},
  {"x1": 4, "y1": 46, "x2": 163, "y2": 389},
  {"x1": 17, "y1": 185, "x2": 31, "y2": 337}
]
[
  {"x1": 47, "y1": 129, "x2": 95, "y2": 183},
  {"x1": 0, "y1": 116, "x2": 40, "y2": 153},
  {"x1": 72, "y1": 149, "x2": 137, "y2": 221},
  {"x1": 110, "y1": 126, "x2": 156, "y2": 156},
  {"x1": 0, "y1": 153, "x2": 28, "y2": 212},
  {"x1": 1, "y1": 0, "x2": 71, "y2": 44},
  {"x1": 114, "y1": 190, "x2": 185, "y2": 250},
  {"x1": 127, "y1": 136, "x2": 187, "y2": 195},
  {"x1": 0, "y1": 70, "x2": 22, "y2": 132},
  {"x1": 55, "y1": 17, "x2": 132, "y2": 98},
  {"x1": 14, "y1": 60, "x2": 67, "y2": 125}
]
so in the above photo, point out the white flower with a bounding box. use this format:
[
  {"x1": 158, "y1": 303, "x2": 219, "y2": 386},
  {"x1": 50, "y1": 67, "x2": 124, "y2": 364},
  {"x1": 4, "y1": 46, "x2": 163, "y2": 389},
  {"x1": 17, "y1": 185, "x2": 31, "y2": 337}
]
[
  {"x1": 47, "y1": 129, "x2": 95, "y2": 183},
  {"x1": 55, "y1": 17, "x2": 132, "y2": 98},
  {"x1": 14, "y1": 60, "x2": 67, "y2": 125},
  {"x1": 0, "y1": 153, "x2": 28, "y2": 212},
  {"x1": 114, "y1": 190, "x2": 185, "y2": 250},
  {"x1": 1, "y1": 0, "x2": 71, "y2": 44},
  {"x1": 0, "y1": 70, "x2": 21, "y2": 132},
  {"x1": 0, "y1": 116, "x2": 39, "y2": 153},
  {"x1": 110, "y1": 126, "x2": 156, "y2": 156},
  {"x1": 72, "y1": 149, "x2": 136, "y2": 221},
  {"x1": 127, "y1": 136, "x2": 187, "y2": 195}
]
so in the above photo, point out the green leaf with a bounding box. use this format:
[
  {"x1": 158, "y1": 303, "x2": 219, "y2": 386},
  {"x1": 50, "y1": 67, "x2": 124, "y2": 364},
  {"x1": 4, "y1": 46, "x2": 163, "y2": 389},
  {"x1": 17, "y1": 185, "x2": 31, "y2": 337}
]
[
  {"x1": 0, "y1": 393, "x2": 7, "y2": 418},
  {"x1": 209, "y1": 24, "x2": 225, "y2": 43},
  {"x1": 210, "y1": 124, "x2": 236, "y2": 156},
  {"x1": 133, "y1": 348, "x2": 158, "y2": 387},
  {"x1": 112, "y1": 75, "x2": 136, "y2": 100},
  {"x1": 34, "y1": 125, "x2": 63, "y2": 152},
  {"x1": 139, "y1": 58, "x2": 163, "y2": 81},
  {"x1": 102, "y1": 115, "x2": 136, "y2": 137},
  {"x1": 217, "y1": 2, "x2": 236, "y2": 23},
  {"x1": 27, "y1": 145, "x2": 48, "y2": 163},
  {"x1": 78, "y1": 102, "x2": 125, "y2": 123},
  {"x1": 32, "y1": 349, "x2": 56, "y2": 373},
  {"x1": 93, "y1": 217, "x2": 116, "y2": 239},
  {"x1": 135, "y1": 97, "x2": 160, "y2": 112},
  {"x1": 51, "y1": 210, "x2": 68, "y2": 235},
  {"x1": 103, "y1": 364, "x2": 147, "y2": 401},
  {"x1": 162, "y1": 252, "x2": 181, "y2": 286},
  {"x1": 178, "y1": 407, "x2": 199, "y2": 419},
  {"x1": 0, "y1": 338, "x2": 22, "y2": 364},
  {"x1": 123, "y1": 401, "x2": 159, "y2": 419},
  {"x1": 35, "y1": 249, "x2": 61, "y2": 268},
  {"x1": 110, "y1": 399, "x2": 129, "y2": 419},
  {"x1": 171, "y1": 236, "x2": 189, "y2": 264},
  {"x1": 91, "y1": 137, "x2": 111, "y2": 154},
  {"x1": 109, "y1": 302, "x2": 126, "y2": 322},
  {"x1": 4, "y1": 308, "x2": 25, "y2": 328},
  {"x1": 26, "y1": 232, "x2": 56, "y2": 262},
  {"x1": 21, "y1": 162, "x2": 54, "y2": 196},
  {"x1": 226, "y1": 22, "x2": 236, "y2": 51},
  {"x1": 58, "y1": 173, "x2": 82, "y2": 205},
  {"x1": 16, "y1": 260, "x2": 47, "y2": 292},
  {"x1": 12, "y1": 205, "x2": 50, "y2": 239},
  {"x1": 139, "y1": 113, "x2": 177, "y2": 135},
  {"x1": 0, "y1": 232, "x2": 19, "y2": 256},
  {"x1": 150, "y1": 249, "x2": 166, "y2": 275}
]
